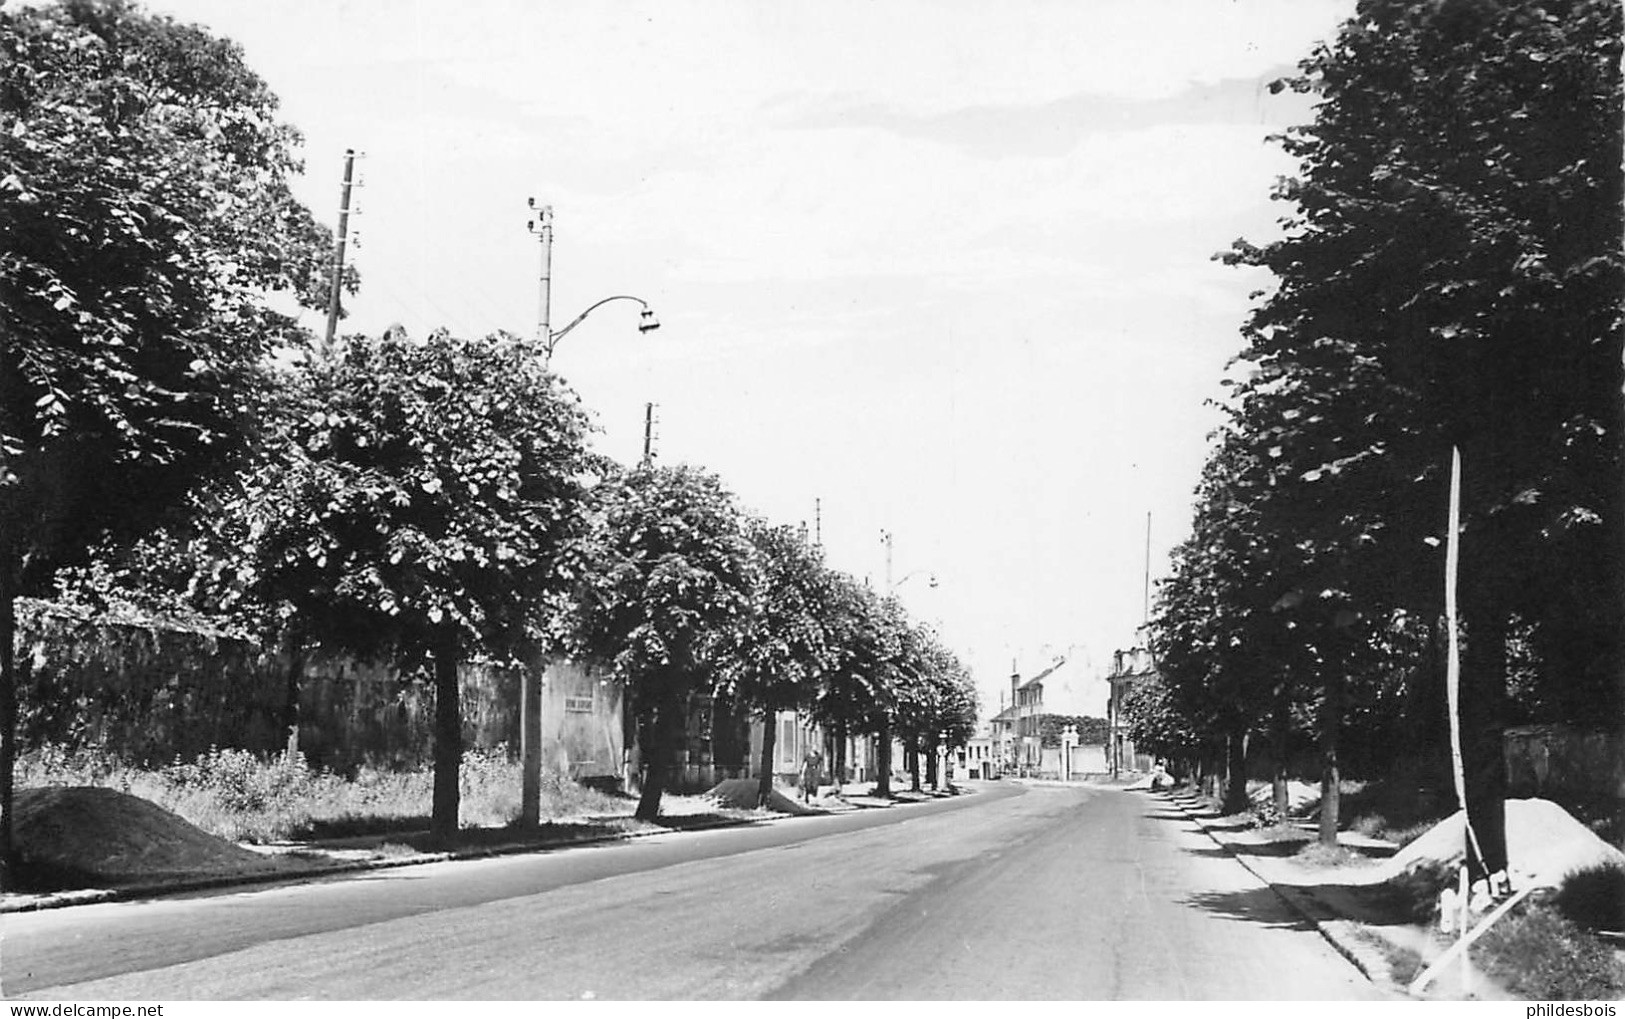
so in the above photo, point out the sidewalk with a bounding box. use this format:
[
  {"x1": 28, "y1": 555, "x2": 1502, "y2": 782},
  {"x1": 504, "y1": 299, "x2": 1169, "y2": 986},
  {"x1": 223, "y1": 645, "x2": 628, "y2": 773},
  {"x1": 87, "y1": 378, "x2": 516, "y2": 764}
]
[
  {"x1": 1, "y1": 781, "x2": 967, "y2": 915},
  {"x1": 1155, "y1": 787, "x2": 1514, "y2": 1000}
]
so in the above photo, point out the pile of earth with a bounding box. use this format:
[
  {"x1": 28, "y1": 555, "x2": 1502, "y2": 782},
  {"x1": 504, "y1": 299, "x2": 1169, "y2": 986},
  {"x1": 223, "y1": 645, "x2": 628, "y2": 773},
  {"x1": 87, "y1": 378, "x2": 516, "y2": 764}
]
[
  {"x1": 705, "y1": 778, "x2": 819, "y2": 815},
  {"x1": 12, "y1": 786, "x2": 299, "y2": 890},
  {"x1": 1382, "y1": 797, "x2": 1625, "y2": 906}
]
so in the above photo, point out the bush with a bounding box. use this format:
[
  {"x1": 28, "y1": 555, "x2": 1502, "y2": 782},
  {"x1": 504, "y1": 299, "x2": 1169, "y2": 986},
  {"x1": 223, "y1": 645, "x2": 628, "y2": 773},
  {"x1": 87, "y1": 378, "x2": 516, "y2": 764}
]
[
  {"x1": 162, "y1": 747, "x2": 316, "y2": 814},
  {"x1": 1552, "y1": 863, "x2": 1625, "y2": 933},
  {"x1": 19, "y1": 740, "x2": 627, "y2": 844},
  {"x1": 1474, "y1": 903, "x2": 1625, "y2": 1000}
]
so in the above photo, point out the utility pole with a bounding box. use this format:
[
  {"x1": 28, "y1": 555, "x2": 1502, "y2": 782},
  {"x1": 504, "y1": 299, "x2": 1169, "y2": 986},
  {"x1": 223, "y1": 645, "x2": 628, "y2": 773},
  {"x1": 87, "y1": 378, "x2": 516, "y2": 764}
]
[
  {"x1": 323, "y1": 149, "x2": 359, "y2": 353},
  {"x1": 814, "y1": 498, "x2": 822, "y2": 549},
  {"x1": 881, "y1": 529, "x2": 894, "y2": 591},
  {"x1": 1142, "y1": 511, "x2": 1152, "y2": 628},
  {"x1": 643, "y1": 402, "x2": 656, "y2": 463},
  {"x1": 527, "y1": 199, "x2": 554, "y2": 355},
  {"x1": 518, "y1": 197, "x2": 554, "y2": 828}
]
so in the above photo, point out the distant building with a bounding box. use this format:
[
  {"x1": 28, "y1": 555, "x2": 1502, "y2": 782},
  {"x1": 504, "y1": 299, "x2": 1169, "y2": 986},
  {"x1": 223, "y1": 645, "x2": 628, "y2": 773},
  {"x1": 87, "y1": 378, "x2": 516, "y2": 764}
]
[
  {"x1": 1106, "y1": 646, "x2": 1158, "y2": 775},
  {"x1": 953, "y1": 725, "x2": 996, "y2": 780}
]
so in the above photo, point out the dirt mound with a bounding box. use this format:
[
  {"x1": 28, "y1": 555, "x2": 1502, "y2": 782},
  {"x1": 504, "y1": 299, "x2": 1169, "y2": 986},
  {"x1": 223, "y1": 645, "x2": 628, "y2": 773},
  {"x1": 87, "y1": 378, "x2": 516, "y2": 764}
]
[
  {"x1": 705, "y1": 778, "x2": 818, "y2": 815},
  {"x1": 1385, "y1": 797, "x2": 1625, "y2": 890},
  {"x1": 14, "y1": 786, "x2": 286, "y2": 888}
]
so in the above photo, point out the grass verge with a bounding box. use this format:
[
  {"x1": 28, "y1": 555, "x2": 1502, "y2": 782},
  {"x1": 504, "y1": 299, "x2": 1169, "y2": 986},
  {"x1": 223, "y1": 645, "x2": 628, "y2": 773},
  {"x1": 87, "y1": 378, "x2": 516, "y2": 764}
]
[
  {"x1": 17, "y1": 742, "x2": 629, "y2": 844},
  {"x1": 1473, "y1": 901, "x2": 1625, "y2": 1000}
]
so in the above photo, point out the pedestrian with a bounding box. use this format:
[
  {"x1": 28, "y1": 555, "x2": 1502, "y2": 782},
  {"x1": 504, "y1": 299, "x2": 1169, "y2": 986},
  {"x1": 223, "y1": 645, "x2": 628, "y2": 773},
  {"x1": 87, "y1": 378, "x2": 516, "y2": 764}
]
[{"x1": 800, "y1": 750, "x2": 821, "y2": 803}]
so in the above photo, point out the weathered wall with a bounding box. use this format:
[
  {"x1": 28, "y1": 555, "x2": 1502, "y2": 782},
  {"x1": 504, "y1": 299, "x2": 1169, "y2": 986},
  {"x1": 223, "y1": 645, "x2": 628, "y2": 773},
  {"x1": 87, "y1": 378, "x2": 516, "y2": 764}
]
[
  {"x1": 13, "y1": 599, "x2": 620, "y2": 776},
  {"x1": 539, "y1": 660, "x2": 622, "y2": 779},
  {"x1": 1504, "y1": 723, "x2": 1625, "y2": 801}
]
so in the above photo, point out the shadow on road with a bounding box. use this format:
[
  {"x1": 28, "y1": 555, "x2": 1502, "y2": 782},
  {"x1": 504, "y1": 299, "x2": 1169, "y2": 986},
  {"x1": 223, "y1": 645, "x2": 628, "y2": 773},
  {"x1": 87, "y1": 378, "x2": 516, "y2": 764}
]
[{"x1": 1184, "y1": 885, "x2": 1320, "y2": 931}]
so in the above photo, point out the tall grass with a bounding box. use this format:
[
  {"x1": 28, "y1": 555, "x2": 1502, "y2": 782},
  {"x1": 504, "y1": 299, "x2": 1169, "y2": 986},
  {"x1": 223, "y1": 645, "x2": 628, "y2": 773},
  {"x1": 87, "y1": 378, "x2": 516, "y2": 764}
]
[
  {"x1": 1474, "y1": 902, "x2": 1625, "y2": 1000},
  {"x1": 17, "y1": 742, "x2": 623, "y2": 843}
]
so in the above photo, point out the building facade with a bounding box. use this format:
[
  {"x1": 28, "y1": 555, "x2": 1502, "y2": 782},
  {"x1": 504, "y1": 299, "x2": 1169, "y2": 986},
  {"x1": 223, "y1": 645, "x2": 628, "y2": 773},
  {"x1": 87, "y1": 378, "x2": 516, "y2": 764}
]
[{"x1": 1106, "y1": 646, "x2": 1158, "y2": 775}]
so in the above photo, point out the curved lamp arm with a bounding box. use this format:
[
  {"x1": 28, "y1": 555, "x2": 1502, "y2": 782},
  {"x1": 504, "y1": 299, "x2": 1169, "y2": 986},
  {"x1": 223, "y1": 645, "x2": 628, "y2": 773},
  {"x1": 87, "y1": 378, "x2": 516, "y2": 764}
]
[
  {"x1": 893, "y1": 570, "x2": 939, "y2": 592},
  {"x1": 545, "y1": 295, "x2": 659, "y2": 360}
]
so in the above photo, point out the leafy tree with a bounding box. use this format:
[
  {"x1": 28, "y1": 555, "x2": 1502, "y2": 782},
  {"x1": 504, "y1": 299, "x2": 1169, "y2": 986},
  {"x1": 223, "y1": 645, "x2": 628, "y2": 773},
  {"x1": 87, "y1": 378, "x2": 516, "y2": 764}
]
[
  {"x1": 235, "y1": 330, "x2": 596, "y2": 841},
  {"x1": 916, "y1": 642, "x2": 978, "y2": 789},
  {"x1": 718, "y1": 520, "x2": 834, "y2": 807},
  {"x1": 806, "y1": 572, "x2": 887, "y2": 788},
  {"x1": 1119, "y1": 672, "x2": 1203, "y2": 768},
  {"x1": 565, "y1": 464, "x2": 757, "y2": 820},
  {"x1": 0, "y1": 0, "x2": 334, "y2": 884},
  {"x1": 1037, "y1": 714, "x2": 1108, "y2": 748},
  {"x1": 1221, "y1": 0, "x2": 1623, "y2": 874}
]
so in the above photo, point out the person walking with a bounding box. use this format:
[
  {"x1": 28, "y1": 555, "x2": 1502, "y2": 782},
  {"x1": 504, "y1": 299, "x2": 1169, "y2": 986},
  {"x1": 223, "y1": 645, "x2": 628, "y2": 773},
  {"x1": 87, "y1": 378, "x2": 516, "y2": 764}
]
[{"x1": 800, "y1": 750, "x2": 822, "y2": 803}]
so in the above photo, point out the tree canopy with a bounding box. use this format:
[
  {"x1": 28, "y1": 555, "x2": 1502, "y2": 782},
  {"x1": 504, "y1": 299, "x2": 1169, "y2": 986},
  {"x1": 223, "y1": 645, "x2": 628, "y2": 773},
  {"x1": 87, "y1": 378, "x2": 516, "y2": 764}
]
[
  {"x1": 1158, "y1": 0, "x2": 1622, "y2": 862},
  {"x1": 0, "y1": 0, "x2": 337, "y2": 885},
  {"x1": 564, "y1": 463, "x2": 757, "y2": 819}
]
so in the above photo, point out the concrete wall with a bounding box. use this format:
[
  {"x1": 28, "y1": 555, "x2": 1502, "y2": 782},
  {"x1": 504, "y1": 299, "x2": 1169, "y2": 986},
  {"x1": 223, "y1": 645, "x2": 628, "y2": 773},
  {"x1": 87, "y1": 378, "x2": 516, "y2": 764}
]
[
  {"x1": 539, "y1": 660, "x2": 622, "y2": 780},
  {"x1": 1505, "y1": 723, "x2": 1625, "y2": 801}
]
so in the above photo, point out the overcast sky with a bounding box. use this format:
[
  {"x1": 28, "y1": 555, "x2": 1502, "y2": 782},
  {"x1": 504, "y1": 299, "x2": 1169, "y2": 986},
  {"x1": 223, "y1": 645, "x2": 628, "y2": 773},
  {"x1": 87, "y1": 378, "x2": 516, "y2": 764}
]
[{"x1": 152, "y1": 0, "x2": 1355, "y2": 719}]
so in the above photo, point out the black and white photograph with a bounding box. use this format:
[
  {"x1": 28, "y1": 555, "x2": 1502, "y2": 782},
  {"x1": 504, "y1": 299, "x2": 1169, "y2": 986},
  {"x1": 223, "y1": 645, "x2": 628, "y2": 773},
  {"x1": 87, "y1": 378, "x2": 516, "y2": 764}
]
[{"x1": 2, "y1": 0, "x2": 1621, "y2": 1005}]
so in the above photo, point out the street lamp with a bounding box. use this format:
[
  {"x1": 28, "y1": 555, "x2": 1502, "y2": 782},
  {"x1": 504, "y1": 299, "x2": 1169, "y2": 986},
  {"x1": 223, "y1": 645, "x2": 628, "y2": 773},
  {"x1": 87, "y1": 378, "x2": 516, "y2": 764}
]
[
  {"x1": 527, "y1": 199, "x2": 660, "y2": 363},
  {"x1": 518, "y1": 199, "x2": 662, "y2": 830},
  {"x1": 880, "y1": 529, "x2": 937, "y2": 596}
]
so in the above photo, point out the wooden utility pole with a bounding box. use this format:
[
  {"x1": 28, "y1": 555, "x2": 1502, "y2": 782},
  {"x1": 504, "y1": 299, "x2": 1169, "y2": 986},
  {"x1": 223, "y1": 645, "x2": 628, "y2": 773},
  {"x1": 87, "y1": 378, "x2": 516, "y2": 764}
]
[
  {"x1": 323, "y1": 149, "x2": 358, "y2": 353},
  {"x1": 643, "y1": 402, "x2": 656, "y2": 463}
]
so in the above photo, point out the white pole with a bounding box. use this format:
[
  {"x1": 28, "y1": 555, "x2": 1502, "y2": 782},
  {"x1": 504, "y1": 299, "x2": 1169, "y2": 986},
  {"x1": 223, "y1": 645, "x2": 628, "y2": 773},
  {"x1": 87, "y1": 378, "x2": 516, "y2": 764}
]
[{"x1": 1446, "y1": 446, "x2": 1466, "y2": 821}]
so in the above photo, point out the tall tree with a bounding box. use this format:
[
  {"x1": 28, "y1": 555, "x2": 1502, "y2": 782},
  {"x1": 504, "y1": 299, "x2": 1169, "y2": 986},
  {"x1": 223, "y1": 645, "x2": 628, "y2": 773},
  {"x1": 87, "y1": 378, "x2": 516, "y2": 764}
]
[
  {"x1": 566, "y1": 464, "x2": 757, "y2": 820},
  {"x1": 237, "y1": 329, "x2": 596, "y2": 842},
  {"x1": 1224, "y1": 0, "x2": 1623, "y2": 876},
  {"x1": 719, "y1": 520, "x2": 834, "y2": 807},
  {"x1": 807, "y1": 573, "x2": 890, "y2": 791},
  {"x1": 0, "y1": 0, "x2": 333, "y2": 885}
]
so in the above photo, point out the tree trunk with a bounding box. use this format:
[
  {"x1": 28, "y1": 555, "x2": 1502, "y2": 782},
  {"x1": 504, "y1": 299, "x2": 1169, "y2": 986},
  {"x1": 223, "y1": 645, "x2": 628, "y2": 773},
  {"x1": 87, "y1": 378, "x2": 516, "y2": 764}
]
[
  {"x1": 1272, "y1": 694, "x2": 1291, "y2": 822},
  {"x1": 925, "y1": 736, "x2": 940, "y2": 790},
  {"x1": 834, "y1": 720, "x2": 847, "y2": 784},
  {"x1": 622, "y1": 682, "x2": 641, "y2": 796},
  {"x1": 875, "y1": 720, "x2": 892, "y2": 797},
  {"x1": 1461, "y1": 609, "x2": 1509, "y2": 881},
  {"x1": 907, "y1": 739, "x2": 921, "y2": 792},
  {"x1": 1318, "y1": 672, "x2": 1342, "y2": 847},
  {"x1": 431, "y1": 626, "x2": 462, "y2": 844},
  {"x1": 636, "y1": 689, "x2": 682, "y2": 821},
  {"x1": 756, "y1": 708, "x2": 778, "y2": 808},
  {"x1": 282, "y1": 639, "x2": 305, "y2": 758},
  {"x1": 1223, "y1": 725, "x2": 1249, "y2": 815},
  {"x1": 0, "y1": 585, "x2": 16, "y2": 891}
]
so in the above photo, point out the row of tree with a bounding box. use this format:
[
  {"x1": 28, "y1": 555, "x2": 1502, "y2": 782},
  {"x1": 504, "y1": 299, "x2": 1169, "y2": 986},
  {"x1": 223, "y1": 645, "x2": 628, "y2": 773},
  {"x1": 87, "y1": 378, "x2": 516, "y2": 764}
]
[
  {"x1": 1128, "y1": 0, "x2": 1622, "y2": 877},
  {"x1": 0, "y1": 0, "x2": 978, "y2": 888}
]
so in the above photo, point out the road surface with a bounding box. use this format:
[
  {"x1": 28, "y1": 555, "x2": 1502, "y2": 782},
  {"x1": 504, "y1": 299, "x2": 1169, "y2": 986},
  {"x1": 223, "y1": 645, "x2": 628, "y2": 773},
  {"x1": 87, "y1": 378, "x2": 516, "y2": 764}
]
[{"x1": 4, "y1": 782, "x2": 1390, "y2": 999}]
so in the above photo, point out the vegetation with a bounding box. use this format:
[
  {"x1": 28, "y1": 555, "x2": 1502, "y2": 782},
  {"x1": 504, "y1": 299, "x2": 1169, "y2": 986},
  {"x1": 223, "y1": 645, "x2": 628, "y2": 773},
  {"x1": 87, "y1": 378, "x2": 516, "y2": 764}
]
[
  {"x1": 1144, "y1": 0, "x2": 1623, "y2": 861},
  {"x1": 0, "y1": 0, "x2": 338, "y2": 886},
  {"x1": 561, "y1": 464, "x2": 758, "y2": 821},
  {"x1": 17, "y1": 742, "x2": 621, "y2": 845},
  {"x1": 722, "y1": 520, "x2": 836, "y2": 807},
  {"x1": 1474, "y1": 903, "x2": 1625, "y2": 1001},
  {"x1": 231, "y1": 329, "x2": 597, "y2": 841},
  {"x1": 1036, "y1": 714, "x2": 1108, "y2": 748}
]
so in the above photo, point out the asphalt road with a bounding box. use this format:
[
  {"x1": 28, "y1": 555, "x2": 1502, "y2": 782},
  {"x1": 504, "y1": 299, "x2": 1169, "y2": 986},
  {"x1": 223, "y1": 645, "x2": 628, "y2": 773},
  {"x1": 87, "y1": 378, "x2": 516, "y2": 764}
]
[{"x1": 4, "y1": 782, "x2": 1390, "y2": 1000}]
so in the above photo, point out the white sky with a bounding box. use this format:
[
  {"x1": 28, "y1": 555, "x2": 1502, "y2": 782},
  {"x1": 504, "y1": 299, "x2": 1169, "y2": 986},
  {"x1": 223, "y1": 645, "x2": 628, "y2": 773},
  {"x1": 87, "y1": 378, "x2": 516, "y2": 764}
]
[{"x1": 151, "y1": 0, "x2": 1354, "y2": 721}]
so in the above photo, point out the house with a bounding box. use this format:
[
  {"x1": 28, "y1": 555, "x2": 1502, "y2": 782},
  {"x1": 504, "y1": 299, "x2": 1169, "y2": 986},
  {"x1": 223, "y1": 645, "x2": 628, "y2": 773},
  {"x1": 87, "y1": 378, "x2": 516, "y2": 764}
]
[
  {"x1": 953, "y1": 724, "x2": 996, "y2": 780},
  {"x1": 1106, "y1": 646, "x2": 1158, "y2": 775}
]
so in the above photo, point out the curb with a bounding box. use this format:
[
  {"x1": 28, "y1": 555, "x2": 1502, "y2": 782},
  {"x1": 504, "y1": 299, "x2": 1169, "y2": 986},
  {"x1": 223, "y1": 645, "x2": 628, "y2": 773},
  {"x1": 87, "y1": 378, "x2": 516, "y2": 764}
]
[
  {"x1": 0, "y1": 812, "x2": 762, "y2": 915},
  {"x1": 1159, "y1": 791, "x2": 1403, "y2": 993},
  {"x1": 3, "y1": 786, "x2": 968, "y2": 915}
]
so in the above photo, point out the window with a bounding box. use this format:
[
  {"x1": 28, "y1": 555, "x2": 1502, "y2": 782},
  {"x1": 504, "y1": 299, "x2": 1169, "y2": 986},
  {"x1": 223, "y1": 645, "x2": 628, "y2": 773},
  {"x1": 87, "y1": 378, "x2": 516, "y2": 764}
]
[{"x1": 778, "y1": 716, "x2": 797, "y2": 767}]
